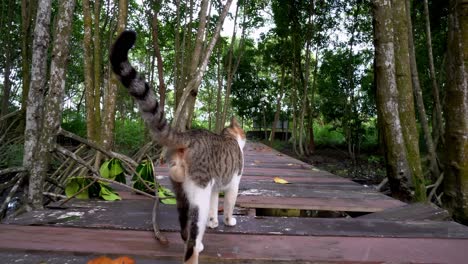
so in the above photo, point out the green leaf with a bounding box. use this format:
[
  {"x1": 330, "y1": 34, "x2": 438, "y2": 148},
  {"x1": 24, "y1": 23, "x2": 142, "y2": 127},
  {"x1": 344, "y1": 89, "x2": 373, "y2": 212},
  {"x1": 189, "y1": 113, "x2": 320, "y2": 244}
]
[
  {"x1": 160, "y1": 198, "x2": 176, "y2": 205},
  {"x1": 132, "y1": 160, "x2": 155, "y2": 194},
  {"x1": 99, "y1": 160, "x2": 110, "y2": 178},
  {"x1": 99, "y1": 184, "x2": 121, "y2": 201},
  {"x1": 65, "y1": 180, "x2": 79, "y2": 197},
  {"x1": 109, "y1": 159, "x2": 124, "y2": 179},
  {"x1": 158, "y1": 186, "x2": 175, "y2": 204},
  {"x1": 100, "y1": 159, "x2": 125, "y2": 181},
  {"x1": 65, "y1": 178, "x2": 89, "y2": 199}
]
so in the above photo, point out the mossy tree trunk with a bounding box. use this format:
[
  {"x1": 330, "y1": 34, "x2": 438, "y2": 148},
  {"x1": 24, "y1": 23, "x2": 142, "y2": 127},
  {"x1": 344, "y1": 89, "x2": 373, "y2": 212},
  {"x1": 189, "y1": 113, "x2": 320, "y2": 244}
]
[
  {"x1": 29, "y1": 0, "x2": 76, "y2": 209},
  {"x1": 102, "y1": 0, "x2": 128, "y2": 151},
  {"x1": 373, "y1": 0, "x2": 412, "y2": 201},
  {"x1": 20, "y1": 0, "x2": 36, "y2": 110},
  {"x1": 406, "y1": 0, "x2": 440, "y2": 183},
  {"x1": 23, "y1": 0, "x2": 53, "y2": 209},
  {"x1": 442, "y1": 0, "x2": 468, "y2": 223},
  {"x1": 83, "y1": 0, "x2": 98, "y2": 142},
  {"x1": 392, "y1": 0, "x2": 426, "y2": 202}
]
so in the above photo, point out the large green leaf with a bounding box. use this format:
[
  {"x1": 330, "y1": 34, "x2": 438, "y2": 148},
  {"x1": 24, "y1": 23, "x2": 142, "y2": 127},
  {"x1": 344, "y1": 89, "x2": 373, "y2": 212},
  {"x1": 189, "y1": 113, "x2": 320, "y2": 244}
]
[
  {"x1": 65, "y1": 178, "x2": 89, "y2": 199},
  {"x1": 99, "y1": 184, "x2": 121, "y2": 201},
  {"x1": 132, "y1": 160, "x2": 155, "y2": 193},
  {"x1": 100, "y1": 158, "x2": 125, "y2": 183}
]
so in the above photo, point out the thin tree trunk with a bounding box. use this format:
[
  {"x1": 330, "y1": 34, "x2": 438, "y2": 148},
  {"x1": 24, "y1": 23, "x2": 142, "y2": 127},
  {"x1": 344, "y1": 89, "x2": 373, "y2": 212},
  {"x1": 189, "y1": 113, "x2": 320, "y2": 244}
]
[
  {"x1": 1, "y1": 38, "x2": 12, "y2": 117},
  {"x1": 172, "y1": 0, "x2": 233, "y2": 131},
  {"x1": 23, "y1": 0, "x2": 53, "y2": 208},
  {"x1": 423, "y1": 0, "x2": 444, "y2": 146},
  {"x1": 102, "y1": 0, "x2": 128, "y2": 150},
  {"x1": 150, "y1": 0, "x2": 166, "y2": 110},
  {"x1": 29, "y1": 0, "x2": 76, "y2": 209},
  {"x1": 406, "y1": 0, "x2": 440, "y2": 182},
  {"x1": 442, "y1": 0, "x2": 468, "y2": 222},
  {"x1": 215, "y1": 45, "x2": 224, "y2": 132},
  {"x1": 93, "y1": 0, "x2": 102, "y2": 142},
  {"x1": 1, "y1": 0, "x2": 13, "y2": 117},
  {"x1": 373, "y1": 0, "x2": 412, "y2": 201},
  {"x1": 221, "y1": 3, "x2": 246, "y2": 129},
  {"x1": 270, "y1": 64, "x2": 286, "y2": 143},
  {"x1": 392, "y1": 0, "x2": 426, "y2": 201},
  {"x1": 308, "y1": 48, "x2": 319, "y2": 153},
  {"x1": 83, "y1": 0, "x2": 96, "y2": 142},
  {"x1": 21, "y1": 0, "x2": 36, "y2": 109}
]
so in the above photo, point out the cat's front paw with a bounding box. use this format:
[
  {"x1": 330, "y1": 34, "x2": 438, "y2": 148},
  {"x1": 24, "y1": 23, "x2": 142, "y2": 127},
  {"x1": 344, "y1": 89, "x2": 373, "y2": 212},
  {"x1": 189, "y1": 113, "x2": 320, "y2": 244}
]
[
  {"x1": 207, "y1": 217, "x2": 219, "y2": 229},
  {"x1": 224, "y1": 216, "x2": 237, "y2": 226}
]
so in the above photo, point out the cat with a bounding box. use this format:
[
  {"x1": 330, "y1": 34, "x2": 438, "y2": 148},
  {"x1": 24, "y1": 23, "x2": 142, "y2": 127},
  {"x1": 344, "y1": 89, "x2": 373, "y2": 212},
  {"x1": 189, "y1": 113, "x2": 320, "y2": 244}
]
[{"x1": 110, "y1": 30, "x2": 245, "y2": 264}]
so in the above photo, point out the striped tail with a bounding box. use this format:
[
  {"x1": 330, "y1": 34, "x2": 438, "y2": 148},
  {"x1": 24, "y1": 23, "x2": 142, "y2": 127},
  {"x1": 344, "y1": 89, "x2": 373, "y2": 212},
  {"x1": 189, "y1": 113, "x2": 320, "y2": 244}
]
[{"x1": 110, "y1": 30, "x2": 184, "y2": 148}]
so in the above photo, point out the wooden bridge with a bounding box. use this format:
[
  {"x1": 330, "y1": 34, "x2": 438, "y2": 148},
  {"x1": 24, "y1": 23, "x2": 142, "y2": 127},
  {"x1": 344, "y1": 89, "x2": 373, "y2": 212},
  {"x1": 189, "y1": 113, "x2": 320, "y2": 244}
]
[{"x1": 1, "y1": 142, "x2": 468, "y2": 263}]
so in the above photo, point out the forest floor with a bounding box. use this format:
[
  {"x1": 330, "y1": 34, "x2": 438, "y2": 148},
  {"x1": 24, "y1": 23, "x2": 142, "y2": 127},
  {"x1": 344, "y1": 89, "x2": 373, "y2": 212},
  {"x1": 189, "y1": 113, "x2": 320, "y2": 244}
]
[{"x1": 271, "y1": 142, "x2": 387, "y2": 188}]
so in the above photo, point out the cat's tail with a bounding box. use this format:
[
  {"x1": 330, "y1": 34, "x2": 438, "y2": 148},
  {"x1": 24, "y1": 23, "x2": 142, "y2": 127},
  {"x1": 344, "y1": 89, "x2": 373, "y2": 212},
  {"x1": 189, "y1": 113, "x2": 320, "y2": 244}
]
[{"x1": 110, "y1": 30, "x2": 186, "y2": 148}]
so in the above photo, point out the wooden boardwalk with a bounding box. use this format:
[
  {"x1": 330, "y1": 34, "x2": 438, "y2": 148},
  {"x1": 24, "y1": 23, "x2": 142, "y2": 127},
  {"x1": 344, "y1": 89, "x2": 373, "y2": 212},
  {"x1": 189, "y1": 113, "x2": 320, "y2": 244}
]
[{"x1": 2, "y1": 142, "x2": 468, "y2": 263}]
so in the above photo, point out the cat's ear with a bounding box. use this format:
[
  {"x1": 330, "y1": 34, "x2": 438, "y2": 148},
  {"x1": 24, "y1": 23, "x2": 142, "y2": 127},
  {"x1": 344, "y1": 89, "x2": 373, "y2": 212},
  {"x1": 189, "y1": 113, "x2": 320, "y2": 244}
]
[{"x1": 230, "y1": 116, "x2": 240, "y2": 127}]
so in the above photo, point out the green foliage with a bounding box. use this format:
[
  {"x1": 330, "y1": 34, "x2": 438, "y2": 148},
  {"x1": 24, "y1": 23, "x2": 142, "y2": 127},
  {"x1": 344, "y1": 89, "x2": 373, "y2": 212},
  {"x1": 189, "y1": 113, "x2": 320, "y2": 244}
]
[
  {"x1": 313, "y1": 124, "x2": 346, "y2": 147},
  {"x1": 64, "y1": 159, "x2": 127, "y2": 201},
  {"x1": 0, "y1": 144, "x2": 24, "y2": 168},
  {"x1": 100, "y1": 158, "x2": 126, "y2": 184},
  {"x1": 114, "y1": 120, "x2": 147, "y2": 156},
  {"x1": 131, "y1": 159, "x2": 176, "y2": 205}
]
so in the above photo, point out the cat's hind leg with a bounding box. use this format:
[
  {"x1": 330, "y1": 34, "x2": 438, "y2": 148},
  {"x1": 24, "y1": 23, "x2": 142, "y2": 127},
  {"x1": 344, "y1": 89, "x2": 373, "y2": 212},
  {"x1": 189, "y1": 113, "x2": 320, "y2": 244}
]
[
  {"x1": 184, "y1": 181, "x2": 212, "y2": 264},
  {"x1": 171, "y1": 180, "x2": 189, "y2": 241},
  {"x1": 207, "y1": 190, "x2": 219, "y2": 229},
  {"x1": 223, "y1": 176, "x2": 241, "y2": 226}
]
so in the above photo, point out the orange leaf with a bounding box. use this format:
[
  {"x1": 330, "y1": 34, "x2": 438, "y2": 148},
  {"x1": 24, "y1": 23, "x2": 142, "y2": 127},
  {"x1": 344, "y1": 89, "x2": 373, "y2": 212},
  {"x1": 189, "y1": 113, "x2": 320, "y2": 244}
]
[
  {"x1": 87, "y1": 256, "x2": 135, "y2": 264},
  {"x1": 87, "y1": 256, "x2": 114, "y2": 264}
]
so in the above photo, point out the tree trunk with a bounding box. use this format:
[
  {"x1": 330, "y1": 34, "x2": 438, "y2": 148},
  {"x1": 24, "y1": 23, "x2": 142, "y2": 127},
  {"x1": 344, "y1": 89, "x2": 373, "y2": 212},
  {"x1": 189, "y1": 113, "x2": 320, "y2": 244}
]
[
  {"x1": 23, "y1": 0, "x2": 53, "y2": 208},
  {"x1": 308, "y1": 48, "x2": 319, "y2": 153},
  {"x1": 215, "y1": 45, "x2": 224, "y2": 132},
  {"x1": 172, "y1": 0, "x2": 233, "y2": 131},
  {"x1": 373, "y1": 0, "x2": 412, "y2": 201},
  {"x1": 392, "y1": 0, "x2": 426, "y2": 201},
  {"x1": 102, "y1": 0, "x2": 128, "y2": 151},
  {"x1": 83, "y1": 0, "x2": 97, "y2": 142},
  {"x1": 20, "y1": 0, "x2": 37, "y2": 109},
  {"x1": 221, "y1": 3, "x2": 246, "y2": 129},
  {"x1": 150, "y1": 0, "x2": 166, "y2": 110},
  {"x1": 423, "y1": 0, "x2": 444, "y2": 146},
  {"x1": 270, "y1": 64, "x2": 286, "y2": 143},
  {"x1": 93, "y1": 0, "x2": 102, "y2": 142},
  {"x1": 29, "y1": 0, "x2": 76, "y2": 209},
  {"x1": 406, "y1": 0, "x2": 440, "y2": 182},
  {"x1": 1, "y1": 15, "x2": 12, "y2": 116},
  {"x1": 442, "y1": 0, "x2": 468, "y2": 222}
]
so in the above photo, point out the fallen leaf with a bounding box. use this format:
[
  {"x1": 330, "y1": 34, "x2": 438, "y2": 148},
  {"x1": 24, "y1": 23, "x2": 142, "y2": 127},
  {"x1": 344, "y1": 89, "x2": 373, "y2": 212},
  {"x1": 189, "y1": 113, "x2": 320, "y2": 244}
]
[
  {"x1": 87, "y1": 256, "x2": 135, "y2": 264},
  {"x1": 273, "y1": 177, "x2": 290, "y2": 184}
]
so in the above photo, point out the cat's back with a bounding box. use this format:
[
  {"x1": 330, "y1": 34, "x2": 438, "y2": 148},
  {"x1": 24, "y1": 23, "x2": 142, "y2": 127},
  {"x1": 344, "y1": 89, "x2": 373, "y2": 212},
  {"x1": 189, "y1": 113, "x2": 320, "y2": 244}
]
[{"x1": 182, "y1": 129, "x2": 244, "y2": 187}]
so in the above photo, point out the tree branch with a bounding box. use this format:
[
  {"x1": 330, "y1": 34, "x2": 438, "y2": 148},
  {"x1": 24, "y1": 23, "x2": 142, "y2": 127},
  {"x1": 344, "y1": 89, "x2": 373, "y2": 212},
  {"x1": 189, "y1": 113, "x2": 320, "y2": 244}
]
[
  {"x1": 150, "y1": 155, "x2": 168, "y2": 245},
  {"x1": 0, "y1": 172, "x2": 26, "y2": 218},
  {"x1": 59, "y1": 128, "x2": 138, "y2": 167},
  {"x1": 54, "y1": 145, "x2": 156, "y2": 206}
]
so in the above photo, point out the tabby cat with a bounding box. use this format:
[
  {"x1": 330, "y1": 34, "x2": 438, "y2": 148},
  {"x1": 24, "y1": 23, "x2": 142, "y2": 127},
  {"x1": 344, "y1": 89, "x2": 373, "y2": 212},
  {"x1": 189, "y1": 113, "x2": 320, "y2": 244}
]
[{"x1": 110, "y1": 30, "x2": 245, "y2": 264}]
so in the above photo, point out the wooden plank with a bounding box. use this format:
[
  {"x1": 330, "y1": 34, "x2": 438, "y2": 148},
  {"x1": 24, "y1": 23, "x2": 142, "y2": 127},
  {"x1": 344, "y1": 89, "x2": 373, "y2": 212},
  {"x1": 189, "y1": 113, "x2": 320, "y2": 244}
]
[
  {"x1": 0, "y1": 225, "x2": 467, "y2": 264},
  {"x1": 117, "y1": 189, "x2": 402, "y2": 212},
  {"x1": 5, "y1": 200, "x2": 468, "y2": 239},
  {"x1": 0, "y1": 252, "x2": 180, "y2": 264},
  {"x1": 358, "y1": 202, "x2": 451, "y2": 221},
  {"x1": 236, "y1": 196, "x2": 405, "y2": 212}
]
